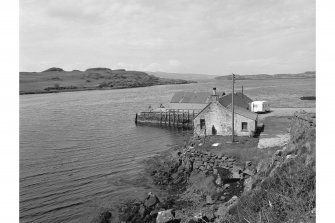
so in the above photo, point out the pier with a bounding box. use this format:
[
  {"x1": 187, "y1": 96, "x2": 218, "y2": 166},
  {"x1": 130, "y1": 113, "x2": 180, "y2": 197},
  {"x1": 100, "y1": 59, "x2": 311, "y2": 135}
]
[{"x1": 135, "y1": 110, "x2": 199, "y2": 129}]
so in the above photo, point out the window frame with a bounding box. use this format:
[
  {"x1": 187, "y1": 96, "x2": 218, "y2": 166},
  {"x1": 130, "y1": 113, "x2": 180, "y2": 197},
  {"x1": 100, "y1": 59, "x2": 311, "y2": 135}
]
[
  {"x1": 200, "y1": 119, "x2": 205, "y2": 130},
  {"x1": 241, "y1": 122, "x2": 248, "y2": 131}
]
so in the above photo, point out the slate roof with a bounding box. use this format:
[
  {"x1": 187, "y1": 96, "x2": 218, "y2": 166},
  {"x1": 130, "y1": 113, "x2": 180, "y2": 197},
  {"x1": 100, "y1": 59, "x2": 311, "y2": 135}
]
[
  {"x1": 170, "y1": 91, "x2": 225, "y2": 104},
  {"x1": 227, "y1": 104, "x2": 258, "y2": 120},
  {"x1": 194, "y1": 101, "x2": 258, "y2": 121},
  {"x1": 218, "y1": 92, "x2": 253, "y2": 109}
]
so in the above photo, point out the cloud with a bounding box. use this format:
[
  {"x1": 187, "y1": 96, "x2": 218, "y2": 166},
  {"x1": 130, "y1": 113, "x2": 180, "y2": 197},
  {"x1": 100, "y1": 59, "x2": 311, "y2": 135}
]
[
  {"x1": 20, "y1": 0, "x2": 315, "y2": 74},
  {"x1": 168, "y1": 59, "x2": 181, "y2": 68}
]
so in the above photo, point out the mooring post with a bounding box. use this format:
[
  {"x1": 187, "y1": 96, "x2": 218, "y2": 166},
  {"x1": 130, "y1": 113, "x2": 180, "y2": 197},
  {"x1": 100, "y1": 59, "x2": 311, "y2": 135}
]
[
  {"x1": 177, "y1": 109, "x2": 179, "y2": 126},
  {"x1": 160, "y1": 111, "x2": 162, "y2": 125},
  {"x1": 182, "y1": 110, "x2": 184, "y2": 127},
  {"x1": 168, "y1": 111, "x2": 170, "y2": 126}
]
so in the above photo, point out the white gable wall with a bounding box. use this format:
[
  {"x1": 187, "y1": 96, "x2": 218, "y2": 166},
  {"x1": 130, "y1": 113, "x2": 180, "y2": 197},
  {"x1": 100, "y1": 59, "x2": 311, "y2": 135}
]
[{"x1": 193, "y1": 101, "x2": 256, "y2": 137}]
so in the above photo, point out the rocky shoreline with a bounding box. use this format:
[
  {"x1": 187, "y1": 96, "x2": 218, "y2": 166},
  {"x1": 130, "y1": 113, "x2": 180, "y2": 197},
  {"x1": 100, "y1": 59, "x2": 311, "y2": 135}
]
[{"x1": 95, "y1": 111, "x2": 315, "y2": 223}]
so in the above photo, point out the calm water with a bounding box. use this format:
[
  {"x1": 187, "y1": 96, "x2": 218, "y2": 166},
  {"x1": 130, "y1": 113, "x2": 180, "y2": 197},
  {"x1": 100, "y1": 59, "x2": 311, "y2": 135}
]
[{"x1": 20, "y1": 79, "x2": 315, "y2": 223}]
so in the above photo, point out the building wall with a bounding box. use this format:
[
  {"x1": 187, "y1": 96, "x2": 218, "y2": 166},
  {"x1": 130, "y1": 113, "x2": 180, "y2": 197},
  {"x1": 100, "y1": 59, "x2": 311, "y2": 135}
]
[{"x1": 193, "y1": 102, "x2": 256, "y2": 137}]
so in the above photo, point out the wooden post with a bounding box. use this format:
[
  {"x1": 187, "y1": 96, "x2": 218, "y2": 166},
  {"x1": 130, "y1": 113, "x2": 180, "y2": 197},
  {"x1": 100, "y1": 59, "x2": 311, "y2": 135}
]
[
  {"x1": 232, "y1": 73, "x2": 235, "y2": 143},
  {"x1": 182, "y1": 110, "x2": 184, "y2": 127},
  {"x1": 177, "y1": 109, "x2": 179, "y2": 127},
  {"x1": 168, "y1": 111, "x2": 170, "y2": 126},
  {"x1": 160, "y1": 111, "x2": 162, "y2": 125}
]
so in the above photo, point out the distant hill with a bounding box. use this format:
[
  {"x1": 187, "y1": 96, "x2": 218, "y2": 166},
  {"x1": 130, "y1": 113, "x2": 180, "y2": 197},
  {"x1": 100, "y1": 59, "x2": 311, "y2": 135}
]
[
  {"x1": 215, "y1": 71, "x2": 316, "y2": 80},
  {"x1": 20, "y1": 68, "x2": 196, "y2": 95},
  {"x1": 146, "y1": 71, "x2": 216, "y2": 80}
]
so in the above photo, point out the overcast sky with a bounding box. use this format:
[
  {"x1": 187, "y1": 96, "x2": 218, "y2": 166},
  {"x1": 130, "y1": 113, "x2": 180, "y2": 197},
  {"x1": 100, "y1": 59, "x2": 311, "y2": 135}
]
[{"x1": 20, "y1": 0, "x2": 315, "y2": 75}]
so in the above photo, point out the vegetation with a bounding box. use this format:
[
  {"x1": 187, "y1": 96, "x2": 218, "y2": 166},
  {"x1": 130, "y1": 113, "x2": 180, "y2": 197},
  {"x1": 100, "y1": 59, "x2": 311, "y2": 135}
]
[
  {"x1": 221, "y1": 112, "x2": 316, "y2": 223},
  {"x1": 20, "y1": 67, "x2": 196, "y2": 94}
]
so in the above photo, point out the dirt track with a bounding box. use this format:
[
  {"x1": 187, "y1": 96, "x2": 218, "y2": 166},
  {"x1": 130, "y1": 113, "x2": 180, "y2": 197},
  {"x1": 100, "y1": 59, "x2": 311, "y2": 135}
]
[
  {"x1": 258, "y1": 107, "x2": 315, "y2": 120},
  {"x1": 257, "y1": 107, "x2": 315, "y2": 149}
]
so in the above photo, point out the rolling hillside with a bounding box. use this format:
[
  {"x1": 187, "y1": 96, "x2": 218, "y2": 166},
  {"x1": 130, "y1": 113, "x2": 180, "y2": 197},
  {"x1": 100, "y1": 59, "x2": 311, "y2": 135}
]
[{"x1": 20, "y1": 67, "x2": 196, "y2": 94}]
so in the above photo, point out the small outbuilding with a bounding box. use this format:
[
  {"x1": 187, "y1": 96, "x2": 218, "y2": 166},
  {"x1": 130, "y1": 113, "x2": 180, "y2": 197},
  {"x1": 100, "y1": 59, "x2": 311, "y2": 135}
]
[
  {"x1": 250, "y1": 101, "x2": 270, "y2": 113},
  {"x1": 193, "y1": 100, "x2": 258, "y2": 137}
]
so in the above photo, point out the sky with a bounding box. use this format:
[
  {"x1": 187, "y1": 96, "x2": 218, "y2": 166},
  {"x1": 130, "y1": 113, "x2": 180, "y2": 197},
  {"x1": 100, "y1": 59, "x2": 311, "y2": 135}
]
[{"x1": 20, "y1": 0, "x2": 315, "y2": 75}]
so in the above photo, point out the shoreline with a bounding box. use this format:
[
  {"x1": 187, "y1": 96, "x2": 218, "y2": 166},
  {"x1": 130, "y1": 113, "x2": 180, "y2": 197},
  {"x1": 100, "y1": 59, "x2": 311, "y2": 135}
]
[
  {"x1": 19, "y1": 82, "x2": 195, "y2": 95},
  {"x1": 97, "y1": 111, "x2": 315, "y2": 223}
]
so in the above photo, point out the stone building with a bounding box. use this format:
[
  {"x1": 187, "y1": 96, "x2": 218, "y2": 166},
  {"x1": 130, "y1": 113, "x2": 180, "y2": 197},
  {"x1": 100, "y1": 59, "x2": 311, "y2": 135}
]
[{"x1": 193, "y1": 100, "x2": 258, "y2": 137}]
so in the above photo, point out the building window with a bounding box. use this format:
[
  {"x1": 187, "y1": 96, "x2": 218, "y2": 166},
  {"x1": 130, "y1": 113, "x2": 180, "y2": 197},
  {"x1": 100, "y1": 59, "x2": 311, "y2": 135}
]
[
  {"x1": 200, "y1": 119, "x2": 205, "y2": 129},
  {"x1": 242, "y1": 122, "x2": 248, "y2": 131}
]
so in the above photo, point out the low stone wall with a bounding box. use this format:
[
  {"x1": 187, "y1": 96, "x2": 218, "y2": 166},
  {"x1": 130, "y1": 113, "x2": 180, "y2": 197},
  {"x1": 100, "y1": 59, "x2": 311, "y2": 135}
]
[{"x1": 175, "y1": 146, "x2": 255, "y2": 180}]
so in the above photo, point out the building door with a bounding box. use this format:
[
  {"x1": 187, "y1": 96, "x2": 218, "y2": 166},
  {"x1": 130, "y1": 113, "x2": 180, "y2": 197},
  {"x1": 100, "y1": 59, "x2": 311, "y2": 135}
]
[{"x1": 212, "y1": 125, "x2": 217, "y2": 135}]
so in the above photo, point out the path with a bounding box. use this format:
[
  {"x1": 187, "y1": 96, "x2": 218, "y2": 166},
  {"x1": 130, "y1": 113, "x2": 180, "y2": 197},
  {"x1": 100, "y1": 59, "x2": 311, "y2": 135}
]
[
  {"x1": 258, "y1": 107, "x2": 315, "y2": 120},
  {"x1": 257, "y1": 107, "x2": 315, "y2": 149}
]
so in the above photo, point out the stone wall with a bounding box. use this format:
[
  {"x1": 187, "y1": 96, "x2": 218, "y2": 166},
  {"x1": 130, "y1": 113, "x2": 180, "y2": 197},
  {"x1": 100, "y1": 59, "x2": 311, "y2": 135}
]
[
  {"x1": 173, "y1": 145, "x2": 256, "y2": 182},
  {"x1": 193, "y1": 102, "x2": 256, "y2": 137}
]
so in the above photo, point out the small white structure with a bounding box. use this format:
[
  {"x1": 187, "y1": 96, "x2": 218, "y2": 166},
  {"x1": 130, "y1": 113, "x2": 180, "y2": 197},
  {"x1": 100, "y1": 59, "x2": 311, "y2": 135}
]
[{"x1": 251, "y1": 101, "x2": 270, "y2": 113}]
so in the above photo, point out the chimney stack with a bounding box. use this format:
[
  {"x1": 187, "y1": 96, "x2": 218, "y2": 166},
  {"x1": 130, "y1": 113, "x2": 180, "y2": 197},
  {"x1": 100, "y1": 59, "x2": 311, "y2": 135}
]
[{"x1": 212, "y1": 87, "x2": 217, "y2": 95}]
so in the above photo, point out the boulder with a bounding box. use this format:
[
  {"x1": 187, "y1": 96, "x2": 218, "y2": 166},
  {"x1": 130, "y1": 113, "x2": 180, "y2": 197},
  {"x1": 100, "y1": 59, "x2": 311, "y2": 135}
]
[
  {"x1": 203, "y1": 210, "x2": 215, "y2": 221},
  {"x1": 243, "y1": 177, "x2": 253, "y2": 192},
  {"x1": 274, "y1": 149, "x2": 283, "y2": 157},
  {"x1": 223, "y1": 184, "x2": 230, "y2": 190},
  {"x1": 231, "y1": 168, "x2": 242, "y2": 179},
  {"x1": 186, "y1": 217, "x2": 199, "y2": 223},
  {"x1": 215, "y1": 176, "x2": 222, "y2": 186},
  {"x1": 213, "y1": 168, "x2": 218, "y2": 175},
  {"x1": 245, "y1": 161, "x2": 252, "y2": 166},
  {"x1": 222, "y1": 156, "x2": 228, "y2": 160},
  {"x1": 144, "y1": 192, "x2": 160, "y2": 208},
  {"x1": 171, "y1": 150, "x2": 181, "y2": 160},
  {"x1": 286, "y1": 154, "x2": 297, "y2": 160},
  {"x1": 206, "y1": 195, "x2": 214, "y2": 204},
  {"x1": 185, "y1": 159, "x2": 193, "y2": 172},
  {"x1": 150, "y1": 209, "x2": 159, "y2": 218},
  {"x1": 99, "y1": 211, "x2": 112, "y2": 223},
  {"x1": 139, "y1": 204, "x2": 147, "y2": 218},
  {"x1": 156, "y1": 209, "x2": 175, "y2": 223},
  {"x1": 216, "y1": 187, "x2": 224, "y2": 194},
  {"x1": 243, "y1": 168, "x2": 254, "y2": 176},
  {"x1": 227, "y1": 158, "x2": 236, "y2": 162},
  {"x1": 215, "y1": 196, "x2": 239, "y2": 218},
  {"x1": 193, "y1": 161, "x2": 202, "y2": 169}
]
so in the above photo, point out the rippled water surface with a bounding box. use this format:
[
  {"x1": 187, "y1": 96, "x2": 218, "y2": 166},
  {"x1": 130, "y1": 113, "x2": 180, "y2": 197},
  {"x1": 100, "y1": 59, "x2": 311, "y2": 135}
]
[{"x1": 20, "y1": 79, "x2": 315, "y2": 223}]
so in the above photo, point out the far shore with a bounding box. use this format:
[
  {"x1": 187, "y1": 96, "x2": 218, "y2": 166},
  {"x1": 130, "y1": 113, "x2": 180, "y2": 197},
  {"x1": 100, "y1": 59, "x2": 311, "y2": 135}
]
[{"x1": 19, "y1": 82, "x2": 194, "y2": 95}]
